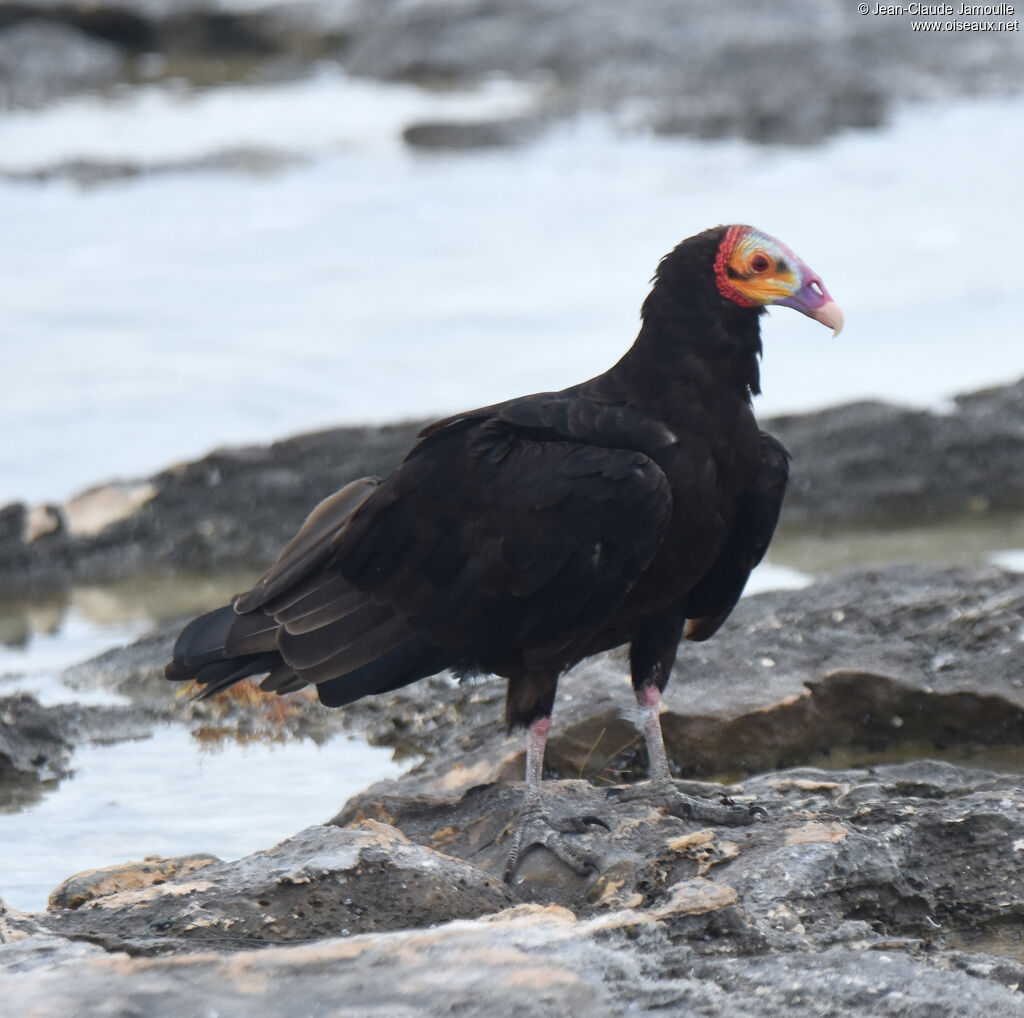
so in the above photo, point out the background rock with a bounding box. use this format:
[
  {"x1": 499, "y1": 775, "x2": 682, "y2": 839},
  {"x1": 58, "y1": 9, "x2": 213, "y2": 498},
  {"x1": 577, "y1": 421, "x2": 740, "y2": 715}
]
[
  {"x1": 3, "y1": 0, "x2": 1024, "y2": 145},
  {"x1": 0, "y1": 692, "x2": 167, "y2": 806},
  {"x1": 3, "y1": 380, "x2": 1023, "y2": 594}
]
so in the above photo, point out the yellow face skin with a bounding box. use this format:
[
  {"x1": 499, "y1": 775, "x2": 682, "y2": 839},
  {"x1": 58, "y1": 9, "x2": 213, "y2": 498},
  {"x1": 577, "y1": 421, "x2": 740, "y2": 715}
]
[
  {"x1": 714, "y1": 224, "x2": 844, "y2": 335},
  {"x1": 717, "y1": 228, "x2": 802, "y2": 307}
]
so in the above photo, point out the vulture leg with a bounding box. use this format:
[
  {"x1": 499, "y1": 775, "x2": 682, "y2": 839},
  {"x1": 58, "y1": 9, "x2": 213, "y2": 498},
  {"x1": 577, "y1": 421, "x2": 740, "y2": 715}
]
[
  {"x1": 613, "y1": 615, "x2": 766, "y2": 823},
  {"x1": 501, "y1": 717, "x2": 609, "y2": 882},
  {"x1": 636, "y1": 682, "x2": 672, "y2": 781},
  {"x1": 615, "y1": 683, "x2": 767, "y2": 825}
]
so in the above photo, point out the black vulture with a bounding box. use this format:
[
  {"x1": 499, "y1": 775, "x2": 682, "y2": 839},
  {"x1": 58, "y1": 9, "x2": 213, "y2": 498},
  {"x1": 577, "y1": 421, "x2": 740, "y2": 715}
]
[{"x1": 167, "y1": 224, "x2": 843, "y2": 878}]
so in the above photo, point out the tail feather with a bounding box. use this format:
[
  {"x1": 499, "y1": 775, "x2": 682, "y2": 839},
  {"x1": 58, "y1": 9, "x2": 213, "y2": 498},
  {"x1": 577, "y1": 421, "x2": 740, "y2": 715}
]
[
  {"x1": 189, "y1": 652, "x2": 282, "y2": 701},
  {"x1": 169, "y1": 604, "x2": 238, "y2": 671},
  {"x1": 315, "y1": 635, "x2": 447, "y2": 707}
]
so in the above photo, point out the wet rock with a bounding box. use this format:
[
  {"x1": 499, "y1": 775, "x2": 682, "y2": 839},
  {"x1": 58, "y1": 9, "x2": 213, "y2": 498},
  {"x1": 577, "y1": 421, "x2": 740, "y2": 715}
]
[
  {"x1": 4, "y1": 762, "x2": 1024, "y2": 1015},
  {"x1": 3, "y1": 380, "x2": 1023, "y2": 593},
  {"x1": 0, "y1": 692, "x2": 166, "y2": 797},
  {"x1": 48, "y1": 854, "x2": 221, "y2": 911},
  {"x1": 38, "y1": 822, "x2": 515, "y2": 954}
]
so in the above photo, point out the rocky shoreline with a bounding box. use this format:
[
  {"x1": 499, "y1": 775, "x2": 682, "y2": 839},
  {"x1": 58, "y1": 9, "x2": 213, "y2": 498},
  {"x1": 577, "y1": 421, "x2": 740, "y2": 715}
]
[
  {"x1": 2, "y1": 378, "x2": 1021, "y2": 594},
  {"x1": 1, "y1": 379, "x2": 1023, "y2": 1013},
  {"x1": 2, "y1": 560, "x2": 1022, "y2": 1014}
]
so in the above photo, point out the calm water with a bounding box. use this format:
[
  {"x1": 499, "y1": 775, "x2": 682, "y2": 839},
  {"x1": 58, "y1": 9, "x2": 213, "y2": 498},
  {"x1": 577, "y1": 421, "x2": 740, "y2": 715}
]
[
  {"x1": 2, "y1": 70, "x2": 1022, "y2": 505},
  {"x1": 2, "y1": 71, "x2": 1023, "y2": 913},
  {"x1": 0, "y1": 724, "x2": 403, "y2": 914}
]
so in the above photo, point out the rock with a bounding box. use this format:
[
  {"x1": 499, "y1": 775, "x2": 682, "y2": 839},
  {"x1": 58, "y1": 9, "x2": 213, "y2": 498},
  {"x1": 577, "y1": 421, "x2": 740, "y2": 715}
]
[
  {"x1": 0, "y1": 692, "x2": 168, "y2": 801},
  {"x1": 770, "y1": 379, "x2": 1024, "y2": 529},
  {"x1": 37, "y1": 822, "x2": 515, "y2": 954},
  {"x1": 3, "y1": 0, "x2": 1024, "y2": 146},
  {"x1": 402, "y1": 116, "x2": 540, "y2": 151},
  {"x1": 0, "y1": 148, "x2": 306, "y2": 187},
  {"x1": 4, "y1": 555, "x2": 1024, "y2": 1013},
  {"x1": 48, "y1": 854, "x2": 221, "y2": 911},
  {"x1": 0, "y1": 421, "x2": 422, "y2": 593},
  {"x1": 337, "y1": 0, "x2": 1024, "y2": 144},
  {"x1": 0, "y1": 694, "x2": 74, "y2": 785},
  {"x1": 0, "y1": 19, "x2": 123, "y2": 108},
  {"x1": 3, "y1": 380, "x2": 1023, "y2": 594},
  {"x1": 4, "y1": 762, "x2": 1024, "y2": 1015}
]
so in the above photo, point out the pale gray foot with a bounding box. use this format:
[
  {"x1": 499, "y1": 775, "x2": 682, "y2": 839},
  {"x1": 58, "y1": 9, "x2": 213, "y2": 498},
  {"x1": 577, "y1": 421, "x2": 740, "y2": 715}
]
[
  {"x1": 627, "y1": 685, "x2": 767, "y2": 823},
  {"x1": 502, "y1": 802, "x2": 610, "y2": 882},
  {"x1": 503, "y1": 715, "x2": 611, "y2": 881},
  {"x1": 608, "y1": 779, "x2": 767, "y2": 825}
]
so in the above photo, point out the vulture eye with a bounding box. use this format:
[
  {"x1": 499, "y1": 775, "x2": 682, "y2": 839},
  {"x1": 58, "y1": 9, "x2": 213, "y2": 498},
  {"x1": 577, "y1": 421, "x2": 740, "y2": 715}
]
[{"x1": 750, "y1": 253, "x2": 771, "y2": 273}]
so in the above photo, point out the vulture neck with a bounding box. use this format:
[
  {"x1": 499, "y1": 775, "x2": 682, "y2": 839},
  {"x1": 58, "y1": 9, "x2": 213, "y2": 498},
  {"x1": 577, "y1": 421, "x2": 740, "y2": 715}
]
[{"x1": 608, "y1": 284, "x2": 764, "y2": 413}]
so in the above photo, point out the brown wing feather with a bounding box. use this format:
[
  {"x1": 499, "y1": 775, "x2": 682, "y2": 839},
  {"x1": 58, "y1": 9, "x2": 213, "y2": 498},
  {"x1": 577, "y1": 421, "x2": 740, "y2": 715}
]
[{"x1": 234, "y1": 477, "x2": 378, "y2": 613}]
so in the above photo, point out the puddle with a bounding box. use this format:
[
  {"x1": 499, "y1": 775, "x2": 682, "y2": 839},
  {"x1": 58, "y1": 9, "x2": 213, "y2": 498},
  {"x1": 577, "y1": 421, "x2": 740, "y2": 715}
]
[
  {"x1": 771, "y1": 513, "x2": 1024, "y2": 577},
  {"x1": 943, "y1": 925, "x2": 1024, "y2": 964},
  {"x1": 805, "y1": 742, "x2": 1024, "y2": 779},
  {"x1": 0, "y1": 577, "x2": 406, "y2": 916},
  {"x1": 0, "y1": 724, "x2": 403, "y2": 915}
]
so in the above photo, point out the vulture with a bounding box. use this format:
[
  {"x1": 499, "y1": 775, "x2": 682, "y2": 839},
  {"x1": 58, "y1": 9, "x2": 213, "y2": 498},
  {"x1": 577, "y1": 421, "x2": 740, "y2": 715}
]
[{"x1": 167, "y1": 224, "x2": 842, "y2": 878}]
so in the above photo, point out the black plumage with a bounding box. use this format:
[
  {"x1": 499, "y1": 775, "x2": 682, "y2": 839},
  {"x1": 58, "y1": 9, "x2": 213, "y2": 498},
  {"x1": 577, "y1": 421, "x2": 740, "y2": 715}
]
[{"x1": 167, "y1": 224, "x2": 842, "y2": 876}]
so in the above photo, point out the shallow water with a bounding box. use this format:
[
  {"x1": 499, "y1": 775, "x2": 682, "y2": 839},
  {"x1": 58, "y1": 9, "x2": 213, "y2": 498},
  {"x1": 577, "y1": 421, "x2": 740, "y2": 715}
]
[
  {"x1": 0, "y1": 726, "x2": 402, "y2": 914},
  {"x1": 2, "y1": 71, "x2": 1023, "y2": 505}
]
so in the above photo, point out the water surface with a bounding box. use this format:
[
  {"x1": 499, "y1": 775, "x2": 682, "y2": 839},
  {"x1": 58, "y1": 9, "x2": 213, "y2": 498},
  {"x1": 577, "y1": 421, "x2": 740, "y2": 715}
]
[{"x1": 2, "y1": 72, "x2": 1022, "y2": 505}]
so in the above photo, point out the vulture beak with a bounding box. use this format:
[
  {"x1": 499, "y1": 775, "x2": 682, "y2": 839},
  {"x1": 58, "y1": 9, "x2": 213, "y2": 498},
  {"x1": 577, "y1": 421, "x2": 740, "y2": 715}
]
[
  {"x1": 776, "y1": 265, "x2": 844, "y2": 337},
  {"x1": 805, "y1": 297, "x2": 844, "y2": 337}
]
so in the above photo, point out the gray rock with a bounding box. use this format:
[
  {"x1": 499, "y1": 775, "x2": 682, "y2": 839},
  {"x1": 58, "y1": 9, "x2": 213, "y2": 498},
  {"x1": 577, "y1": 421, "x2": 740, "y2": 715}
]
[
  {"x1": 0, "y1": 421, "x2": 422, "y2": 593},
  {"x1": 4, "y1": 0, "x2": 1024, "y2": 146},
  {"x1": 0, "y1": 147, "x2": 306, "y2": 186},
  {"x1": 4, "y1": 761, "x2": 1024, "y2": 1016},
  {"x1": 4, "y1": 381, "x2": 1023, "y2": 594},
  {"x1": 4, "y1": 559, "x2": 1024, "y2": 1013},
  {"x1": 0, "y1": 19, "x2": 123, "y2": 108},
  {"x1": 402, "y1": 116, "x2": 540, "y2": 151},
  {"x1": 0, "y1": 694, "x2": 72, "y2": 785},
  {"x1": 771, "y1": 379, "x2": 1024, "y2": 528},
  {"x1": 37, "y1": 822, "x2": 515, "y2": 953},
  {"x1": 0, "y1": 692, "x2": 167, "y2": 799}
]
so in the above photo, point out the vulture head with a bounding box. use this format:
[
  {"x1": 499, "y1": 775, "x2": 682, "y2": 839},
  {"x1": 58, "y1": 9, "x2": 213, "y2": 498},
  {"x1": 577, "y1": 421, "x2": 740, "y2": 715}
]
[{"x1": 713, "y1": 224, "x2": 844, "y2": 336}]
